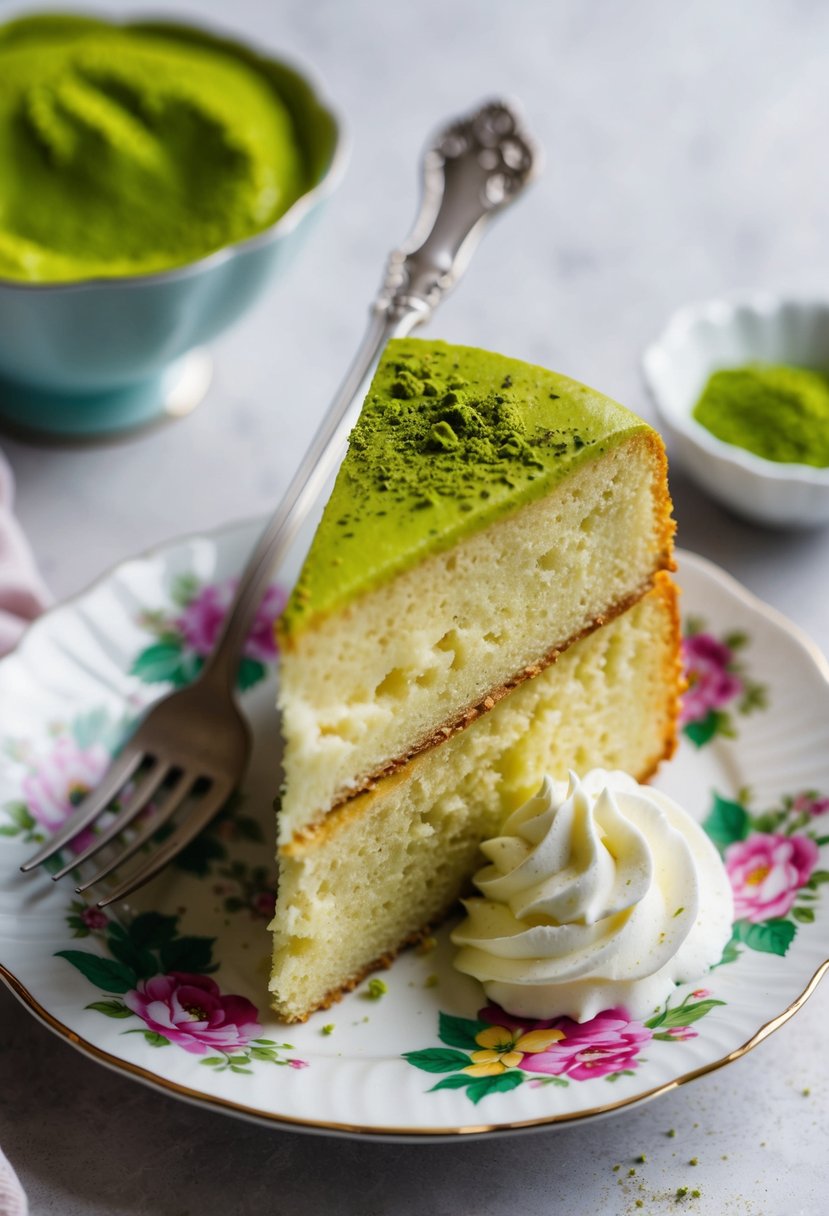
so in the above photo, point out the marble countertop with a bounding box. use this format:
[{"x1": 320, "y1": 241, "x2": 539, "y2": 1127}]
[{"x1": 3, "y1": 0, "x2": 829, "y2": 1211}]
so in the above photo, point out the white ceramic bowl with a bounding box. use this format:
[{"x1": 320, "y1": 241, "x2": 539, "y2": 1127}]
[{"x1": 643, "y1": 295, "x2": 829, "y2": 527}]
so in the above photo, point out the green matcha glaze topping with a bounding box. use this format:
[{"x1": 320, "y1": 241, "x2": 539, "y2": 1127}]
[
  {"x1": 280, "y1": 340, "x2": 655, "y2": 639},
  {"x1": 0, "y1": 14, "x2": 308, "y2": 282},
  {"x1": 692, "y1": 363, "x2": 829, "y2": 467}
]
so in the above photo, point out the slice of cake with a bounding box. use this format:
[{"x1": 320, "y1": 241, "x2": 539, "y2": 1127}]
[{"x1": 270, "y1": 339, "x2": 678, "y2": 1021}]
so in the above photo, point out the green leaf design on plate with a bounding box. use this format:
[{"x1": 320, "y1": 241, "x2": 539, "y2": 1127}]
[
  {"x1": 173, "y1": 833, "x2": 227, "y2": 875},
  {"x1": 683, "y1": 709, "x2": 735, "y2": 747},
  {"x1": 466, "y1": 1071, "x2": 524, "y2": 1104},
  {"x1": 792, "y1": 906, "x2": 815, "y2": 924},
  {"x1": 70, "y1": 708, "x2": 110, "y2": 751},
  {"x1": 237, "y1": 657, "x2": 266, "y2": 691},
  {"x1": 437, "y1": 1012, "x2": 489, "y2": 1051},
  {"x1": 159, "y1": 934, "x2": 216, "y2": 974},
  {"x1": 141, "y1": 1031, "x2": 170, "y2": 1047},
  {"x1": 646, "y1": 997, "x2": 726, "y2": 1031},
  {"x1": 1, "y1": 802, "x2": 35, "y2": 833},
  {"x1": 85, "y1": 999, "x2": 132, "y2": 1018},
  {"x1": 716, "y1": 934, "x2": 742, "y2": 967},
  {"x1": 683, "y1": 710, "x2": 719, "y2": 748},
  {"x1": 429, "y1": 1074, "x2": 475, "y2": 1093},
  {"x1": 126, "y1": 912, "x2": 179, "y2": 950},
  {"x1": 733, "y1": 917, "x2": 797, "y2": 956},
  {"x1": 131, "y1": 644, "x2": 204, "y2": 687},
  {"x1": 702, "y1": 793, "x2": 750, "y2": 852},
  {"x1": 130, "y1": 642, "x2": 185, "y2": 684},
  {"x1": 56, "y1": 950, "x2": 137, "y2": 994},
  {"x1": 402, "y1": 1048, "x2": 472, "y2": 1074},
  {"x1": 106, "y1": 928, "x2": 159, "y2": 980},
  {"x1": 170, "y1": 572, "x2": 201, "y2": 608}
]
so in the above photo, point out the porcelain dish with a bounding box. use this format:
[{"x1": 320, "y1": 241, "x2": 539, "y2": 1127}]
[
  {"x1": 643, "y1": 294, "x2": 829, "y2": 526},
  {"x1": 2, "y1": 521, "x2": 829, "y2": 1139},
  {"x1": 0, "y1": 18, "x2": 346, "y2": 440}
]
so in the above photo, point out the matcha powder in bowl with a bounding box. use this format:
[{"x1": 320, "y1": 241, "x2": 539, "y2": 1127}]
[
  {"x1": 0, "y1": 13, "x2": 310, "y2": 282},
  {"x1": 692, "y1": 364, "x2": 829, "y2": 468}
]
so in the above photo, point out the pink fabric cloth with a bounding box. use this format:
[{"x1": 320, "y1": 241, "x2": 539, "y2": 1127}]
[{"x1": 0, "y1": 451, "x2": 50, "y2": 655}]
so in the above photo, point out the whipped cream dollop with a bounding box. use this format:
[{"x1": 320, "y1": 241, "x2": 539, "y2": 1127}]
[{"x1": 451, "y1": 770, "x2": 733, "y2": 1021}]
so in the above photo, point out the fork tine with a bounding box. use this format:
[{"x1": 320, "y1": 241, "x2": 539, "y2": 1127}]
[
  {"x1": 50, "y1": 761, "x2": 171, "y2": 882},
  {"x1": 20, "y1": 748, "x2": 144, "y2": 872},
  {"x1": 75, "y1": 770, "x2": 193, "y2": 894},
  {"x1": 96, "y1": 779, "x2": 233, "y2": 908}
]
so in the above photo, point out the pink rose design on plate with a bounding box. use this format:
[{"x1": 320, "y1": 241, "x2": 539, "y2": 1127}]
[
  {"x1": 20, "y1": 737, "x2": 109, "y2": 853},
  {"x1": 175, "y1": 580, "x2": 286, "y2": 663},
  {"x1": 680, "y1": 633, "x2": 742, "y2": 725},
  {"x1": 725, "y1": 833, "x2": 819, "y2": 922},
  {"x1": 124, "y1": 972, "x2": 262, "y2": 1055},
  {"x1": 478, "y1": 1006, "x2": 652, "y2": 1081},
  {"x1": 793, "y1": 792, "x2": 829, "y2": 818}
]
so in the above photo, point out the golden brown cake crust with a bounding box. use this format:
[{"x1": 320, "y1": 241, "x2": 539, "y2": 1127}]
[
  {"x1": 274, "y1": 575, "x2": 682, "y2": 1022},
  {"x1": 284, "y1": 571, "x2": 679, "y2": 851}
]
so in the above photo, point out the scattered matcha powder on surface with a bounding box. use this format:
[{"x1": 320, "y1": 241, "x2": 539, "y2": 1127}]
[
  {"x1": 692, "y1": 363, "x2": 829, "y2": 467},
  {"x1": 689, "y1": 1157, "x2": 698, "y2": 1166},
  {"x1": 676, "y1": 1186, "x2": 688, "y2": 1199},
  {"x1": 691, "y1": 1190, "x2": 701, "y2": 1199},
  {"x1": 321, "y1": 1023, "x2": 335, "y2": 1036},
  {"x1": 365, "y1": 978, "x2": 387, "y2": 1000},
  {"x1": 635, "y1": 1153, "x2": 647, "y2": 1163},
  {"x1": 667, "y1": 1128, "x2": 676, "y2": 1138}
]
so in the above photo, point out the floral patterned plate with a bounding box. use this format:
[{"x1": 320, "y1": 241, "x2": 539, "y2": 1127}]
[{"x1": 2, "y1": 523, "x2": 828, "y2": 1139}]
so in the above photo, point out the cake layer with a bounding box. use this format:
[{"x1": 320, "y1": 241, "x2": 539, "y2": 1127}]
[
  {"x1": 278, "y1": 428, "x2": 673, "y2": 840},
  {"x1": 269, "y1": 573, "x2": 681, "y2": 1022}
]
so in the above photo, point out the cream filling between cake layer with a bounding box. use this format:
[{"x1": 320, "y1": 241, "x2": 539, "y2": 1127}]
[
  {"x1": 277, "y1": 434, "x2": 672, "y2": 841},
  {"x1": 269, "y1": 577, "x2": 680, "y2": 1022}
]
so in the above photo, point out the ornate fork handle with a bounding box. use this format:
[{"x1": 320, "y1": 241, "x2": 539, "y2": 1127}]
[{"x1": 201, "y1": 99, "x2": 540, "y2": 690}]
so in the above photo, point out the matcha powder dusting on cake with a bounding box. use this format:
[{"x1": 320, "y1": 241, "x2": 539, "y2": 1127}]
[
  {"x1": 692, "y1": 363, "x2": 829, "y2": 467},
  {"x1": 280, "y1": 338, "x2": 656, "y2": 637}
]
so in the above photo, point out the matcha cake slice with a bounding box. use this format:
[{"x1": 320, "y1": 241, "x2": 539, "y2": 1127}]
[
  {"x1": 271, "y1": 576, "x2": 681, "y2": 1022},
  {"x1": 276, "y1": 339, "x2": 675, "y2": 842}
]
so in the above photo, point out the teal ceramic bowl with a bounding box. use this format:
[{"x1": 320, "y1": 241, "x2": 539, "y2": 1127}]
[{"x1": 0, "y1": 17, "x2": 345, "y2": 440}]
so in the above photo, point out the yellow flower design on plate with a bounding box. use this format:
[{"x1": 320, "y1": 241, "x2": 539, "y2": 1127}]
[{"x1": 463, "y1": 1023, "x2": 565, "y2": 1077}]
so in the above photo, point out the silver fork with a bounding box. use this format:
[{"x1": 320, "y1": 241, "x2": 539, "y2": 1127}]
[{"x1": 21, "y1": 98, "x2": 540, "y2": 908}]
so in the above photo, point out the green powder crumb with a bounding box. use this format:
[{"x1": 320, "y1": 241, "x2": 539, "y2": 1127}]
[
  {"x1": 628, "y1": 1168, "x2": 636, "y2": 1177},
  {"x1": 416, "y1": 936, "x2": 437, "y2": 955},
  {"x1": 321, "y1": 1024, "x2": 335, "y2": 1036},
  {"x1": 673, "y1": 907, "x2": 685, "y2": 918},
  {"x1": 612, "y1": 1164, "x2": 621, "y2": 1173},
  {"x1": 691, "y1": 1191, "x2": 701, "y2": 1200},
  {"x1": 692, "y1": 363, "x2": 829, "y2": 467},
  {"x1": 802, "y1": 1087, "x2": 811, "y2": 1096},
  {"x1": 667, "y1": 1129, "x2": 676, "y2": 1138},
  {"x1": 676, "y1": 1187, "x2": 688, "y2": 1200},
  {"x1": 689, "y1": 1157, "x2": 698, "y2": 1166},
  {"x1": 365, "y1": 978, "x2": 387, "y2": 1000},
  {"x1": 635, "y1": 1153, "x2": 647, "y2": 1163},
  {"x1": 635, "y1": 1202, "x2": 644, "y2": 1209}
]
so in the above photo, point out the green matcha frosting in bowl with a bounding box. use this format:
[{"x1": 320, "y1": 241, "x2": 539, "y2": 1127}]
[{"x1": 0, "y1": 12, "x2": 345, "y2": 436}]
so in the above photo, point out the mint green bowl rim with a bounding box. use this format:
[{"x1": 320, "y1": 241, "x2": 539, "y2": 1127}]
[{"x1": 0, "y1": 11, "x2": 348, "y2": 294}]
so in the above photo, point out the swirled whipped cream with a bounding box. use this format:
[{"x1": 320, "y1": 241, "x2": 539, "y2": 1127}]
[{"x1": 451, "y1": 770, "x2": 733, "y2": 1021}]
